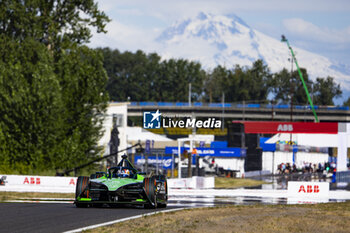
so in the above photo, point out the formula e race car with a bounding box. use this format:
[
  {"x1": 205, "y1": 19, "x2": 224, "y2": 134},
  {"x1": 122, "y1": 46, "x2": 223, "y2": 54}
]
[{"x1": 74, "y1": 155, "x2": 167, "y2": 208}]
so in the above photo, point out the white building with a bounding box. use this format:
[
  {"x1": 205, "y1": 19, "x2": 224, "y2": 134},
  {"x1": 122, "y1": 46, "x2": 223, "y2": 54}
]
[{"x1": 98, "y1": 102, "x2": 128, "y2": 162}]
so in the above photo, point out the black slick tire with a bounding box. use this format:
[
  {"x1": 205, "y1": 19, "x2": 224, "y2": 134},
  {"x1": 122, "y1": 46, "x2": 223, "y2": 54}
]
[
  {"x1": 75, "y1": 176, "x2": 89, "y2": 208},
  {"x1": 144, "y1": 176, "x2": 157, "y2": 208}
]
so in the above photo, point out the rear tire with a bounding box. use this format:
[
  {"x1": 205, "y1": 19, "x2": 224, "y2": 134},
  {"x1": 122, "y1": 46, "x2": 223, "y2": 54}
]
[
  {"x1": 75, "y1": 176, "x2": 90, "y2": 208},
  {"x1": 144, "y1": 177, "x2": 157, "y2": 208}
]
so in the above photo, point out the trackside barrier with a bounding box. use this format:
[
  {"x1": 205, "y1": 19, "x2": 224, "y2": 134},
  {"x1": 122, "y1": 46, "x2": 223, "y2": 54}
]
[
  {"x1": 0, "y1": 175, "x2": 77, "y2": 193},
  {"x1": 167, "y1": 176, "x2": 215, "y2": 189},
  {"x1": 0, "y1": 175, "x2": 215, "y2": 192},
  {"x1": 0, "y1": 174, "x2": 349, "y2": 204}
]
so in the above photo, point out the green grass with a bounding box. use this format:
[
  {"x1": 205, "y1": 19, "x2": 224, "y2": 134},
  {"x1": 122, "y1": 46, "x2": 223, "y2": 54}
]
[
  {"x1": 0, "y1": 192, "x2": 74, "y2": 201},
  {"x1": 215, "y1": 177, "x2": 268, "y2": 189},
  {"x1": 86, "y1": 201, "x2": 350, "y2": 233}
]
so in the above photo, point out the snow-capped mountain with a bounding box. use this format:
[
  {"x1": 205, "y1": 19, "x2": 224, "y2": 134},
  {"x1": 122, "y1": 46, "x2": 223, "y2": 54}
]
[{"x1": 156, "y1": 12, "x2": 350, "y2": 91}]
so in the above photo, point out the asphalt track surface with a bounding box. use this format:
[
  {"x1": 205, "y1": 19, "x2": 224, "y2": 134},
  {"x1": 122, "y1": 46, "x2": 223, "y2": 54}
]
[
  {"x1": 0, "y1": 202, "x2": 184, "y2": 233},
  {"x1": 0, "y1": 194, "x2": 299, "y2": 233},
  {"x1": 0, "y1": 196, "x2": 283, "y2": 233}
]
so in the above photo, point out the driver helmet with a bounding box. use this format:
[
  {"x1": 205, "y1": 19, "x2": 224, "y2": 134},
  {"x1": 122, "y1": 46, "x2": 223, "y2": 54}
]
[{"x1": 120, "y1": 169, "x2": 130, "y2": 177}]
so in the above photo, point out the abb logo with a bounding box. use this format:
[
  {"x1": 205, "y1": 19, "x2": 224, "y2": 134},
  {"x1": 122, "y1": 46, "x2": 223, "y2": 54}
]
[
  {"x1": 288, "y1": 181, "x2": 329, "y2": 198},
  {"x1": 298, "y1": 185, "x2": 320, "y2": 193},
  {"x1": 22, "y1": 177, "x2": 76, "y2": 185},
  {"x1": 23, "y1": 177, "x2": 41, "y2": 185},
  {"x1": 69, "y1": 178, "x2": 76, "y2": 185},
  {"x1": 277, "y1": 124, "x2": 293, "y2": 132}
]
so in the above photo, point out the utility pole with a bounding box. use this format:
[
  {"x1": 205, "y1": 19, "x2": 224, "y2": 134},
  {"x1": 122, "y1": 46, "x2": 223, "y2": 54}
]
[
  {"x1": 222, "y1": 92, "x2": 225, "y2": 131},
  {"x1": 188, "y1": 83, "x2": 192, "y2": 106},
  {"x1": 281, "y1": 35, "x2": 319, "y2": 123},
  {"x1": 271, "y1": 100, "x2": 275, "y2": 120},
  {"x1": 242, "y1": 100, "x2": 245, "y2": 121}
]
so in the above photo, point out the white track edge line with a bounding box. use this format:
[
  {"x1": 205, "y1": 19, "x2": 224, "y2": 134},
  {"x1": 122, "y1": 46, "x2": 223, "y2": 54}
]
[{"x1": 63, "y1": 207, "x2": 188, "y2": 233}]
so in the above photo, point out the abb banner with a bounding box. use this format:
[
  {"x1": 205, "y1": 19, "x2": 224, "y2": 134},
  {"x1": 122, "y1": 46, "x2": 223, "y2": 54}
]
[
  {"x1": 243, "y1": 121, "x2": 338, "y2": 134},
  {"x1": 0, "y1": 175, "x2": 77, "y2": 193},
  {"x1": 288, "y1": 181, "x2": 329, "y2": 199}
]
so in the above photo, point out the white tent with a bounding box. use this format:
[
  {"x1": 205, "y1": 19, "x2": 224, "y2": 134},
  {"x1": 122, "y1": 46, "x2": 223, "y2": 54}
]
[{"x1": 126, "y1": 127, "x2": 173, "y2": 142}]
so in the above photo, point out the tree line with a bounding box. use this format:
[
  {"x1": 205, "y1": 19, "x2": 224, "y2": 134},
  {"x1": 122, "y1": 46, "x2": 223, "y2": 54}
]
[
  {"x1": 0, "y1": 0, "x2": 109, "y2": 174},
  {"x1": 100, "y1": 48, "x2": 343, "y2": 106}
]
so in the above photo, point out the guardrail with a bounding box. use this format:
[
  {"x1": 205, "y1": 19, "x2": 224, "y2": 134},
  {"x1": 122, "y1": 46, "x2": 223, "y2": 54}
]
[{"x1": 126, "y1": 102, "x2": 349, "y2": 111}]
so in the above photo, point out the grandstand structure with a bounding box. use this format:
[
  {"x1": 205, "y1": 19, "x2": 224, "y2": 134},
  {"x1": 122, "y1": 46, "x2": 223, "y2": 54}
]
[{"x1": 127, "y1": 101, "x2": 350, "y2": 124}]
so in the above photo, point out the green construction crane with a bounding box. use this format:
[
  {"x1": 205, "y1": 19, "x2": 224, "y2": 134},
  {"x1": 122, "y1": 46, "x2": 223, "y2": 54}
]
[{"x1": 281, "y1": 35, "x2": 319, "y2": 123}]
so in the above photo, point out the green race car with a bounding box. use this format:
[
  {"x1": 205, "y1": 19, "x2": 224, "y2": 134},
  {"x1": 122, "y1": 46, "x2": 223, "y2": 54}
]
[{"x1": 74, "y1": 155, "x2": 168, "y2": 208}]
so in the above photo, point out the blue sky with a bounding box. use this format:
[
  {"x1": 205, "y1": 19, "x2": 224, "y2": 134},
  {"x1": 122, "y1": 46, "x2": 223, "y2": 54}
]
[{"x1": 90, "y1": 0, "x2": 350, "y2": 66}]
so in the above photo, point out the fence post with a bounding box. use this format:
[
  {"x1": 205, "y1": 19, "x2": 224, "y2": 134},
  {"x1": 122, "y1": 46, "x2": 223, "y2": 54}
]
[
  {"x1": 171, "y1": 153, "x2": 174, "y2": 178},
  {"x1": 156, "y1": 153, "x2": 159, "y2": 175}
]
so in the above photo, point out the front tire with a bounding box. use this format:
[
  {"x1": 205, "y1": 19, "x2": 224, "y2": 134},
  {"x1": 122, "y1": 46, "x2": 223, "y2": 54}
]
[{"x1": 75, "y1": 176, "x2": 90, "y2": 208}]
